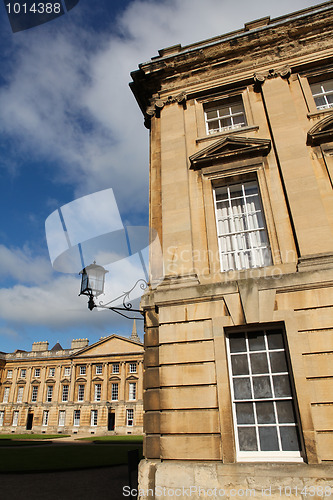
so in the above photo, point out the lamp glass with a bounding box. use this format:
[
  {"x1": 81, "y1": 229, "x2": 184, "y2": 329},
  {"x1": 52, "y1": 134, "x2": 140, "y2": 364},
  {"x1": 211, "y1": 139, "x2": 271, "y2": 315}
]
[{"x1": 80, "y1": 263, "x2": 108, "y2": 297}]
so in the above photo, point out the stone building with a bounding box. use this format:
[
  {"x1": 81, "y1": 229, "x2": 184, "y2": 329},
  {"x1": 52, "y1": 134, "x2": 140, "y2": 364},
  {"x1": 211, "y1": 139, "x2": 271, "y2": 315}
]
[
  {"x1": 130, "y1": 1, "x2": 333, "y2": 496},
  {"x1": 0, "y1": 324, "x2": 143, "y2": 435}
]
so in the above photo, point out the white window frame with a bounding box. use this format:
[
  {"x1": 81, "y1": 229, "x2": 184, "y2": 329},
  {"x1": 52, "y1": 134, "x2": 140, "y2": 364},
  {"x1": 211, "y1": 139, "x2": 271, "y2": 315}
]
[
  {"x1": 126, "y1": 409, "x2": 134, "y2": 427},
  {"x1": 213, "y1": 181, "x2": 272, "y2": 272},
  {"x1": 16, "y1": 386, "x2": 24, "y2": 403},
  {"x1": 129, "y1": 383, "x2": 136, "y2": 401},
  {"x1": 310, "y1": 79, "x2": 333, "y2": 111},
  {"x1": 49, "y1": 367, "x2": 55, "y2": 377},
  {"x1": 94, "y1": 384, "x2": 101, "y2": 402},
  {"x1": 78, "y1": 385, "x2": 85, "y2": 402},
  {"x1": 34, "y1": 368, "x2": 40, "y2": 378},
  {"x1": 74, "y1": 410, "x2": 80, "y2": 427},
  {"x1": 64, "y1": 366, "x2": 71, "y2": 377},
  {"x1": 7, "y1": 370, "x2": 13, "y2": 379},
  {"x1": 111, "y1": 383, "x2": 119, "y2": 401},
  {"x1": 12, "y1": 410, "x2": 19, "y2": 427},
  {"x1": 95, "y1": 365, "x2": 103, "y2": 375},
  {"x1": 129, "y1": 363, "x2": 137, "y2": 374},
  {"x1": 62, "y1": 385, "x2": 69, "y2": 402},
  {"x1": 31, "y1": 386, "x2": 38, "y2": 403},
  {"x1": 21, "y1": 369, "x2": 26, "y2": 379},
  {"x1": 0, "y1": 410, "x2": 4, "y2": 426},
  {"x1": 91, "y1": 409, "x2": 98, "y2": 426},
  {"x1": 226, "y1": 328, "x2": 303, "y2": 462},
  {"x1": 58, "y1": 410, "x2": 66, "y2": 427},
  {"x1": 46, "y1": 385, "x2": 53, "y2": 402},
  {"x1": 204, "y1": 96, "x2": 247, "y2": 135},
  {"x1": 112, "y1": 363, "x2": 119, "y2": 374},
  {"x1": 42, "y1": 410, "x2": 49, "y2": 427},
  {"x1": 79, "y1": 365, "x2": 86, "y2": 376}
]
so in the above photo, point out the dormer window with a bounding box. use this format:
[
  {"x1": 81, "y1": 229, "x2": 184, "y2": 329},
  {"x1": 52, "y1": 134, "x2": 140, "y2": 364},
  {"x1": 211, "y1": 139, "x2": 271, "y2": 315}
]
[
  {"x1": 204, "y1": 96, "x2": 247, "y2": 135},
  {"x1": 310, "y1": 79, "x2": 333, "y2": 111}
]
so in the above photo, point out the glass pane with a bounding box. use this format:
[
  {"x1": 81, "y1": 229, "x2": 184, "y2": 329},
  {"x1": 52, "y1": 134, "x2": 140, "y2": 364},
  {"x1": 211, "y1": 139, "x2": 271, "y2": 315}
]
[
  {"x1": 232, "y1": 114, "x2": 245, "y2": 126},
  {"x1": 256, "y1": 401, "x2": 275, "y2": 424},
  {"x1": 231, "y1": 355, "x2": 249, "y2": 375},
  {"x1": 238, "y1": 427, "x2": 258, "y2": 451},
  {"x1": 206, "y1": 110, "x2": 217, "y2": 120},
  {"x1": 233, "y1": 378, "x2": 252, "y2": 399},
  {"x1": 310, "y1": 82, "x2": 322, "y2": 94},
  {"x1": 280, "y1": 426, "x2": 301, "y2": 451},
  {"x1": 259, "y1": 426, "x2": 279, "y2": 451},
  {"x1": 248, "y1": 333, "x2": 265, "y2": 351},
  {"x1": 314, "y1": 96, "x2": 327, "y2": 108},
  {"x1": 231, "y1": 103, "x2": 244, "y2": 114},
  {"x1": 250, "y1": 353, "x2": 269, "y2": 374},
  {"x1": 323, "y1": 79, "x2": 333, "y2": 92},
  {"x1": 267, "y1": 330, "x2": 284, "y2": 349},
  {"x1": 229, "y1": 334, "x2": 246, "y2": 353},
  {"x1": 273, "y1": 375, "x2": 292, "y2": 397},
  {"x1": 270, "y1": 352, "x2": 288, "y2": 373},
  {"x1": 221, "y1": 117, "x2": 232, "y2": 129},
  {"x1": 253, "y1": 376, "x2": 272, "y2": 398},
  {"x1": 235, "y1": 402, "x2": 255, "y2": 424},
  {"x1": 208, "y1": 120, "x2": 219, "y2": 131},
  {"x1": 276, "y1": 401, "x2": 296, "y2": 423}
]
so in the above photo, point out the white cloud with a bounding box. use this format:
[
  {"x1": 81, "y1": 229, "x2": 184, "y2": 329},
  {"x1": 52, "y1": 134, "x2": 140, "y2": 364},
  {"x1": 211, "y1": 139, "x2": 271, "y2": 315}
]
[{"x1": 0, "y1": 244, "x2": 52, "y2": 285}]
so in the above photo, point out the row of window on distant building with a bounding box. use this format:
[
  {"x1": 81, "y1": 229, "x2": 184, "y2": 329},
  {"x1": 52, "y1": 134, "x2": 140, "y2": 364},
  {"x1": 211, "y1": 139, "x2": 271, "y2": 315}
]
[
  {"x1": 0, "y1": 408, "x2": 135, "y2": 428},
  {"x1": 5, "y1": 362, "x2": 137, "y2": 380},
  {"x1": 2, "y1": 382, "x2": 136, "y2": 403}
]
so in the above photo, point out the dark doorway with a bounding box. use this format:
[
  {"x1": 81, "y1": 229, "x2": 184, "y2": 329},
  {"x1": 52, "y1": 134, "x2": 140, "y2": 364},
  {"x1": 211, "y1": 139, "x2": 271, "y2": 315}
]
[
  {"x1": 26, "y1": 412, "x2": 33, "y2": 430},
  {"x1": 108, "y1": 412, "x2": 115, "y2": 431}
]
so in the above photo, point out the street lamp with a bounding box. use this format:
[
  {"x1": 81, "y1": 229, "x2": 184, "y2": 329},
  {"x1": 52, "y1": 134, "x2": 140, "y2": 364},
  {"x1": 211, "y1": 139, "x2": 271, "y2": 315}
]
[{"x1": 79, "y1": 262, "x2": 147, "y2": 319}]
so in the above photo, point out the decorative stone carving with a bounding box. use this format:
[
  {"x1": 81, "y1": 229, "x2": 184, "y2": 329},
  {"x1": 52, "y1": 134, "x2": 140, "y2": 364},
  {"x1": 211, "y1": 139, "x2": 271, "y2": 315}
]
[
  {"x1": 145, "y1": 92, "x2": 187, "y2": 120},
  {"x1": 254, "y1": 66, "x2": 291, "y2": 90}
]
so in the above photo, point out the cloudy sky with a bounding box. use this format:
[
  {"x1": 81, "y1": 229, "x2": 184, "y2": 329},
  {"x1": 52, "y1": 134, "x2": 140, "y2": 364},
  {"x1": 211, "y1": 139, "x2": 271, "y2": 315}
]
[{"x1": 0, "y1": 0, "x2": 326, "y2": 352}]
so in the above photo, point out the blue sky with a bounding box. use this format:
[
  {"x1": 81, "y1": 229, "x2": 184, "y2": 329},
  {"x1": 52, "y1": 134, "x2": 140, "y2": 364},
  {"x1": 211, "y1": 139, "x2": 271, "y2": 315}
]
[{"x1": 0, "y1": 0, "x2": 325, "y2": 352}]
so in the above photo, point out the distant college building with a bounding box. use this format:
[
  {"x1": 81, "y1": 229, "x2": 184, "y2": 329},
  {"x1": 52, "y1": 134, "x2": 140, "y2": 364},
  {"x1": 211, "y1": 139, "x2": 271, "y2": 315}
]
[
  {"x1": 0, "y1": 324, "x2": 143, "y2": 435},
  {"x1": 130, "y1": 2, "x2": 333, "y2": 496}
]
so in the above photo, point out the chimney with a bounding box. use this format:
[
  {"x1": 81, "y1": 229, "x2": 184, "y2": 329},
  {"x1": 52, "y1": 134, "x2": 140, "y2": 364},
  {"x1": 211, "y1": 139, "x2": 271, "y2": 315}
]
[
  {"x1": 32, "y1": 341, "x2": 49, "y2": 352},
  {"x1": 131, "y1": 320, "x2": 140, "y2": 343},
  {"x1": 71, "y1": 338, "x2": 89, "y2": 350}
]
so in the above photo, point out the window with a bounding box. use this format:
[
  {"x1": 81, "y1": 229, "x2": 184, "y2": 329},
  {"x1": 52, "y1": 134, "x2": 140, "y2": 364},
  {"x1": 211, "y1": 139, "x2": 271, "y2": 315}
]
[
  {"x1": 34, "y1": 368, "x2": 40, "y2": 378},
  {"x1": 20, "y1": 369, "x2": 26, "y2": 379},
  {"x1": 0, "y1": 411, "x2": 4, "y2": 426},
  {"x1": 49, "y1": 367, "x2": 55, "y2": 377},
  {"x1": 129, "y1": 383, "x2": 136, "y2": 401},
  {"x1": 126, "y1": 409, "x2": 134, "y2": 427},
  {"x1": 3, "y1": 387, "x2": 10, "y2": 403},
  {"x1": 111, "y1": 383, "x2": 119, "y2": 401},
  {"x1": 74, "y1": 410, "x2": 80, "y2": 426},
  {"x1": 78, "y1": 385, "x2": 85, "y2": 402},
  {"x1": 42, "y1": 410, "x2": 49, "y2": 426},
  {"x1": 214, "y1": 181, "x2": 271, "y2": 272},
  {"x1": 46, "y1": 386, "x2": 53, "y2": 402},
  {"x1": 12, "y1": 410, "x2": 19, "y2": 426},
  {"x1": 17, "y1": 387, "x2": 24, "y2": 403},
  {"x1": 226, "y1": 328, "x2": 302, "y2": 461},
  {"x1": 112, "y1": 363, "x2": 119, "y2": 374},
  {"x1": 94, "y1": 384, "x2": 101, "y2": 402},
  {"x1": 64, "y1": 366, "x2": 71, "y2": 377},
  {"x1": 79, "y1": 365, "x2": 86, "y2": 376},
  {"x1": 204, "y1": 96, "x2": 247, "y2": 135},
  {"x1": 129, "y1": 363, "x2": 137, "y2": 374},
  {"x1": 310, "y1": 79, "x2": 333, "y2": 110},
  {"x1": 95, "y1": 365, "x2": 103, "y2": 375},
  {"x1": 31, "y1": 386, "x2": 38, "y2": 402},
  {"x1": 62, "y1": 385, "x2": 69, "y2": 402},
  {"x1": 7, "y1": 370, "x2": 13, "y2": 379},
  {"x1": 91, "y1": 409, "x2": 98, "y2": 426},
  {"x1": 58, "y1": 410, "x2": 66, "y2": 427}
]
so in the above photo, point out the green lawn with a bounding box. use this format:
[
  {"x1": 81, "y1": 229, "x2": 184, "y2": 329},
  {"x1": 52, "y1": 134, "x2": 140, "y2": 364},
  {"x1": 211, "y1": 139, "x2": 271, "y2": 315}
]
[
  {"x1": 0, "y1": 434, "x2": 70, "y2": 440},
  {"x1": 0, "y1": 443, "x2": 143, "y2": 472},
  {"x1": 78, "y1": 435, "x2": 143, "y2": 444}
]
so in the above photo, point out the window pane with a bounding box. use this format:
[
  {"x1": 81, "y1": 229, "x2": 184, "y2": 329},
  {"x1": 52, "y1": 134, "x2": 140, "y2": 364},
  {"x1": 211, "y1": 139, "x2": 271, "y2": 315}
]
[
  {"x1": 267, "y1": 331, "x2": 284, "y2": 350},
  {"x1": 256, "y1": 401, "x2": 275, "y2": 424},
  {"x1": 252, "y1": 376, "x2": 272, "y2": 399},
  {"x1": 235, "y1": 402, "x2": 255, "y2": 424},
  {"x1": 231, "y1": 354, "x2": 249, "y2": 375},
  {"x1": 229, "y1": 334, "x2": 246, "y2": 353},
  {"x1": 250, "y1": 353, "x2": 269, "y2": 374},
  {"x1": 259, "y1": 427, "x2": 279, "y2": 451},
  {"x1": 280, "y1": 426, "x2": 301, "y2": 451},
  {"x1": 276, "y1": 400, "x2": 296, "y2": 423},
  {"x1": 233, "y1": 378, "x2": 252, "y2": 399},
  {"x1": 269, "y1": 352, "x2": 288, "y2": 373},
  {"x1": 238, "y1": 427, "x2": 258, "y2": 451},
  {"x1": 273, "y1": 375, "x2": 292, "y2": 397},
  {"x1": 248, "y1": 333, "x2": 265, "y2": 351}
]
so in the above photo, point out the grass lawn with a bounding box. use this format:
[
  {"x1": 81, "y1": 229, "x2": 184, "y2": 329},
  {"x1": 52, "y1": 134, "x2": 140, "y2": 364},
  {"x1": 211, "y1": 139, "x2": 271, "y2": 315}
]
[
  {"x1": 0, "y1": 434, "x2": 70, "y2": 440},
  {"x1": 0, "y1": 443, "x2": 143, "y2": 473},
  {"x1": 78, "y1": 435, "x2": 143, "y2": 444}
]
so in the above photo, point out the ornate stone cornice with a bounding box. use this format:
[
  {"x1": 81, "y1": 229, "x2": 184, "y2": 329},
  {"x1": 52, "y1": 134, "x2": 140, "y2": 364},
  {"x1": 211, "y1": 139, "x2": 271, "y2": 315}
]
[
  {"x1": 253, "y1": 66, "x2": 291, "y2": 90},
  {"x1": 145, "y1": 92, "x2": 187, "y2": 122}
]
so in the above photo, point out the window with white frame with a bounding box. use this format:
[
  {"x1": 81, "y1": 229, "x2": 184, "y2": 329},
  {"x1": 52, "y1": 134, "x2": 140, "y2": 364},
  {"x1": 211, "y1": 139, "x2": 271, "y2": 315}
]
[
  {"x1": 78, "y1": 385, "x2": 85, "y2": 402},
  {"x1": 31, "y1": 386, "x2": 38, "y2": 402},
  {"x1": 0, "y1": 411, "x2": 4, "y2": 426},
  {"x1": 49, "y1": 367, "x2": 55, "y2": 377},
  {"x1": 112, "y1": 363, "x2": 119, "y2": 374},
  {"x1": 74, "y1": 410, "x2": 80, "y2": 426},
  {"x1": 62, "y1": 385, "x2": 69, "y2": 402},
  {"x1": 95, "y1": 365, "x2": 103, "y2": 375},
  {"x1": 204, "y1": 96, "x2": 247, "y2": 135},
  {"x1": 94, "y1": 384, "x2": 101, "y2": 402},
  {"x1": 21, "y1": 369, "x2": 26, "y2": 378},
  {"x1": 58, "y1": 410, "x2": 66, "y2": 427},
  {"x1": 126, "y1": 409, "x2": 134, "y2": 427},
  {"x1": 12, "y1": 410, "x2": 19, "y2": 426},
  {"x1": 310, "y1": 79, "x2": 333, "y2": 110},
  {"x1": 46, "y1": 385, "x2": 53, "y2": 402},
  {"x1": 3, "y1": 387, "x2": 10, "y2": 403},
  {"x1": 129, "y1": 363, "x2": 137, "y2": 373},
  {"x1": 34, "y1": 368, "x2": 40, "y2": 378},
  {"x1": 226, "y1": 327, "x2": 302, "y2": 461},
  {"x1": 129, "y1": 383, "x2": 136, "y2": 401},
  {"x1": 64, "y1": 366, "x2": 71, "y2": 377},
  {"x1": 214, "y1": 181, "x2": 272, "y2": 272},
  {"x1": 79, "y1": 365, "x2": 86, "y2": 376},
  {"x1": 17, "y1": 386, "x2": 24, "y2": 403},
  {"x1": 111, "y1": 383, "x2": 119, "y2": 401},
  {"x1": 7, "y1": 370, "x2": 13, "y2": 379},
  {"x1": 91, "y1": 409, "x2": 98, "y2": 426},
  {"x1": 42, "y1": 410, "x2": 49, "y2": 426}
]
